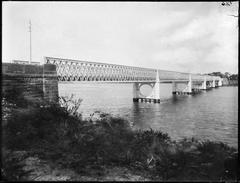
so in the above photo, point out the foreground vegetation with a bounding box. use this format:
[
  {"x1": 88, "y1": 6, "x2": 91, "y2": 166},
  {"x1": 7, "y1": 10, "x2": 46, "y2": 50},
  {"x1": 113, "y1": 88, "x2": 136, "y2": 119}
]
[{"x1": 2, "y1": 93, "x2": 238, "y2": 181}]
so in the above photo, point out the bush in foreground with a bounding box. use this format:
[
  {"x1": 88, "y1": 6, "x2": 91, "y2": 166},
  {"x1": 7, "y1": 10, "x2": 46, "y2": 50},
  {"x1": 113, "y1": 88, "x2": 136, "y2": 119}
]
[{"x1": 2, "y1": 96, "x2": 238, "y2": 181}]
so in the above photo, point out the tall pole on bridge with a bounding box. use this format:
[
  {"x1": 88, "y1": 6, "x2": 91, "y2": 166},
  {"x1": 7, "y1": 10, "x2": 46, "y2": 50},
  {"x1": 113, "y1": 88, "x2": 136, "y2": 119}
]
[{"x1": 29, "y1": 20, "x2": 32, "y2": 64}]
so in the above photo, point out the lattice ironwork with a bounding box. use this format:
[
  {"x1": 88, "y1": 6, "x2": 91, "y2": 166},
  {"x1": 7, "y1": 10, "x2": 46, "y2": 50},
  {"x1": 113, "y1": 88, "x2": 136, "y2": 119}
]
[{"x1": 44, "y1": 57, "x2": 220, "y2": 82}]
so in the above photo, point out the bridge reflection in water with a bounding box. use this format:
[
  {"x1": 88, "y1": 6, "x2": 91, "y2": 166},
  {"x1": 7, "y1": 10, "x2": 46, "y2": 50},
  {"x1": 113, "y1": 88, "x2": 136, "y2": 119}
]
[{"x1": 45, "y1": 56, "x2": 223, "y2": 103}]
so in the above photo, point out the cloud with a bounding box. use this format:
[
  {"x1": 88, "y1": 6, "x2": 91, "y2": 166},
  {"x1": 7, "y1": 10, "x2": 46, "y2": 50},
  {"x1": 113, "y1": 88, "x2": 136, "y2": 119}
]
[
  {"x1": 2, "y1": 2, "x2": 238, "y2": 74},
  {"x1": 143, "y1": 4, "x2": 238, "y2": 73}
]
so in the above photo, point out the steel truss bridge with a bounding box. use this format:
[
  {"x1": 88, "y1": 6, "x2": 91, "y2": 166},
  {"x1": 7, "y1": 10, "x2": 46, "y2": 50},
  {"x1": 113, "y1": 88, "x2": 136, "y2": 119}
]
[
  {"x1": 44, "y1": 56, "x2": 223, "y2": 103},
  {"x1": 44, "y1": 57, "x2": 220, "y2": 83}
]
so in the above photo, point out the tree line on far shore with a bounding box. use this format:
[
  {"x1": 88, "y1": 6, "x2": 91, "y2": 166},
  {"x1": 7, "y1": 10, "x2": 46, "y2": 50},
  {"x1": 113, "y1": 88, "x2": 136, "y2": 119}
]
[{"x1": 206, "y1": 72, "x2": 238, "y2": 81}]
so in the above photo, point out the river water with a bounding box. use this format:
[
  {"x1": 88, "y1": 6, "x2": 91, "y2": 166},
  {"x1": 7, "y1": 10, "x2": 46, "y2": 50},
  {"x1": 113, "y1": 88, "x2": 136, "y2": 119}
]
[{"x1": 59, "y1": 83, "x2": 238, "y2": 148}]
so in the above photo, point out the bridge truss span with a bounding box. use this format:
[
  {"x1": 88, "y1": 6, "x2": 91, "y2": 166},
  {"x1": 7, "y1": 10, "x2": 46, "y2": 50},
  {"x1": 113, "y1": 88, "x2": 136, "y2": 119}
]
[
  {"x1": 45, "y1": 57, "x2": 157, "y2": 82},
  {"x1": 45, "y1": 57, "x2": 219, "y2": 82}
]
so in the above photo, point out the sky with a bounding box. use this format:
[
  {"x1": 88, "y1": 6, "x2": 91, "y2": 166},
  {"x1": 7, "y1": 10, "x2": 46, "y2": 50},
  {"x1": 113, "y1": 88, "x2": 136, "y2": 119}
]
[{"x1": 2, "y1": 2, "x2": 239, "y2": 74}]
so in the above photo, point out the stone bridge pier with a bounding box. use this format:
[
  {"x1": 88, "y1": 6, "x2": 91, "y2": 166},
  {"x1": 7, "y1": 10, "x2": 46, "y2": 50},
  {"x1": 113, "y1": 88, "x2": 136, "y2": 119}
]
[
  {"x1": 172, "y1": 74, "x2": 193, "y2": 95},
  {"x1": 218, "y1": 78, "x2": 223, "y2": 86},
  {"x1": 208, "y1": 80, "x2": 216, "y2": 88},
  {"x1": 200, "y1": 76, "x2": 207, "y2": 90},
  {"x1": 133, "y1": 70, "x2": 160, "y2": 103},
  {"x1": 212, "y1": 79, "x2": 216, "y2": 87}
]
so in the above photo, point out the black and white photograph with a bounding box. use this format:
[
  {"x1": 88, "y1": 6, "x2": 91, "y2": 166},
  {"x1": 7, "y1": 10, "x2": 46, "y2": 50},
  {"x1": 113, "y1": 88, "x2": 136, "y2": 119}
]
[{"x1": 2, "y1": 1, "x2": 238, "y2": 181}]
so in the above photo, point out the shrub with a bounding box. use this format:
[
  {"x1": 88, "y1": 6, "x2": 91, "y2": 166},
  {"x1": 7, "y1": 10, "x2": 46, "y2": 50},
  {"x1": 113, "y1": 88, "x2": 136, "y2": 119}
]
[
  {"x1": 153, "y1": 138, "x2": 238, "y2": 181},
  {"x1": 3, "y1": 95, "x2": 83, "y2": 150}
]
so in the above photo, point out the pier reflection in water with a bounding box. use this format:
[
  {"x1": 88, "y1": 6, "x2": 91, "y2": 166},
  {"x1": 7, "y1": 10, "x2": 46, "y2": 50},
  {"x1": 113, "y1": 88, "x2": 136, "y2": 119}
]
[{"x1": 59, "y1": 83, "x2": 238, "y2": 148}]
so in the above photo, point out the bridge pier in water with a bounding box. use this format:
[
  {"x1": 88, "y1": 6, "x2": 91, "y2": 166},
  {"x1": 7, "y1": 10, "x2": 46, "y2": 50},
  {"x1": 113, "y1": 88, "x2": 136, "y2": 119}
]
[
  {"x1": 133, "y1": 70, "x2": 161, "y2": 103},
  {"x1": 208, "y1": 80, "x2": 216, "y2": 88},
  {"x1": 200, "y1": 76, "x2": 207, "y2": 90},
  {"x1": 172, "y1": 74, "x2": 193, "y2": 95},
  {"x1": 212, "y1": 79, "x2": 216, "y2": 88},
  {"x1": 218, "y1": 78, "x2": 223, "y2": 86}
]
